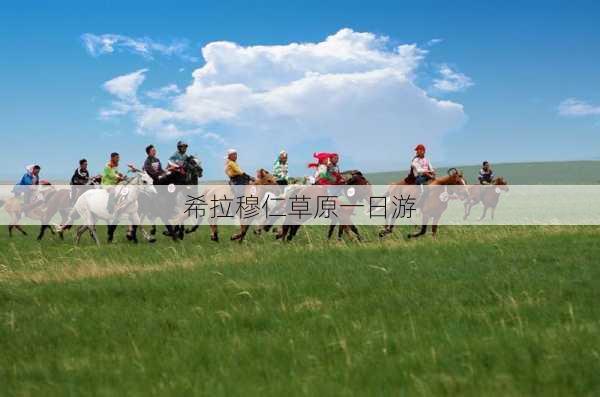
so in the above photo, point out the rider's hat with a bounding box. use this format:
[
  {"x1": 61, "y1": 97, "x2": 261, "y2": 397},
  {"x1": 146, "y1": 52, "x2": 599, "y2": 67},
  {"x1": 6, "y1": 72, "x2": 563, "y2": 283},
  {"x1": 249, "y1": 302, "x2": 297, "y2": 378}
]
[
  {"x1": 177, "y1": 140, "x2": 188, "y2": 147},
  {"x1": 414, "y1": 144, "x2": 426, "y2": 151},
  {"x1": 225, "y1": 148, "x2": 237, "y2": 159}
]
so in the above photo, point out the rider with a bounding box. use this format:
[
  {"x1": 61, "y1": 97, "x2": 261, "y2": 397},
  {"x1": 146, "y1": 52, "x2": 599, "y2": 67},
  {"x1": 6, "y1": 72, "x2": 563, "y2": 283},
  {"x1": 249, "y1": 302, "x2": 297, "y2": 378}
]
[
  {"x1": 168, "y1": 140, "x2": 190, "y2": 174},
  {"x1": 70, "y1": 159, "x2": 91, "y2": 205},
  {"x1": 71, "y1": 159, "x2": 90, "y2": 185},
  {"x1": 273, "y1": 150, "x2": 289, "y2": 185},
  {"x1": 309, "y1": 152, "x2": 345, "y2": 185},
  {"x1": 225, "y1": 149, "x2": 252, "y2": 185},
  {"x1": 478, "y1": 161, "x2": 495, "y2": 185},
  {"x1": 13, "y1": 164, "x2": 41, "y2": 204},
  {"x1": 411, "y1": 144, "x2": 435, "y2": 185},
  {"x1": 328, "y1": 153, "x2": 345, "y2": 185},
  {"x1": 103, "y1": 152, "x2": 136, "y2": 212},
  {"x1": 143, "y1": 144, "x2": 165, "y2": 184},
  {"x1": 102, "y1": 152, "x2": 126, "y2": 186}
]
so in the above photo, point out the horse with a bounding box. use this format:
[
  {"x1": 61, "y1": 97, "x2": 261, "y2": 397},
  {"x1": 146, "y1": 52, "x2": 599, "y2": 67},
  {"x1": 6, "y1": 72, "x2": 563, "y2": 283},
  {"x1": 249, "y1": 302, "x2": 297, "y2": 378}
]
[
  {"x1": 137, "y1": 155, "x2": 203, "y2": 241},
  {"x1": 463, "y1": 177, "x2": 509, "y2": 220},
  {"x1": 274, "y1": 170, "x2": 371, "y2": 242},
  {"x1": 379, "y1": 168, "x2": 468, "y2": 239},
  {"x1": 57, "y1": 171, "x2": 156, "y2": 245},
  {"x1": 1, "y1": 183, "x2": 72, "y2": 240},
  {"x1": 184, "y1": 169, "x2": 279, "y2": 242}
]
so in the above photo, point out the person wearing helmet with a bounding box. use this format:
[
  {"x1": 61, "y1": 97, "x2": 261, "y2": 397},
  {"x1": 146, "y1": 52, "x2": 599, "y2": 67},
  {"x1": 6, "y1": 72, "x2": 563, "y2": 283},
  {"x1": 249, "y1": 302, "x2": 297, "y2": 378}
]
[
  {"x1": 411, "y1": 144, "x2": 435, "y2": 185},
  {"x1": 168, "y1": 140, "x2": 190, "y2": 173}
]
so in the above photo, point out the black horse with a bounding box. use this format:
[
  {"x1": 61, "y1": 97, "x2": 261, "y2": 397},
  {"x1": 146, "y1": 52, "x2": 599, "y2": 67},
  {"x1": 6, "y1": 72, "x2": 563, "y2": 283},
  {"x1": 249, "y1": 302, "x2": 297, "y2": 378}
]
[{"x1": 136, "y1": 155, "x2": 203, "y2": 241}]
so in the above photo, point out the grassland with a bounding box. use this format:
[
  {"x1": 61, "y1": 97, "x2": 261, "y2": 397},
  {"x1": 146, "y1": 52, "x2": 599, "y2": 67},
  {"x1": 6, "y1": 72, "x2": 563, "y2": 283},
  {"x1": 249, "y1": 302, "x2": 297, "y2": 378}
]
[{"x1": 1, "y1": 161, "x2": 599, "y2": 396}]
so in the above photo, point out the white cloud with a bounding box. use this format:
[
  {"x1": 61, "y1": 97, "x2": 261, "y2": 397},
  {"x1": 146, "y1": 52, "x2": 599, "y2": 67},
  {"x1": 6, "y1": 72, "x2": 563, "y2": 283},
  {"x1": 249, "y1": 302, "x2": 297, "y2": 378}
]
[
  {"x1": 433, "y1": 64, "x2": 474, "y2": 92},
  {"x1": 98, "y1": 29, "x2": 468, "y2": 172},
  {"x1": 81, "y1": 33, "x2": 198, "y2": 61},
  {"x1": 558, "y1": 98, "x2": 600, "y2": 117},
  {"x1": 426, "y1": 38, "x2": 444, "y2": 47},
  {"x1": 146, "y1": 84, "x2": 181, "y2": 100},
  {"x1": 102, "y1": 68, "x2": 148, "y2": 100}
]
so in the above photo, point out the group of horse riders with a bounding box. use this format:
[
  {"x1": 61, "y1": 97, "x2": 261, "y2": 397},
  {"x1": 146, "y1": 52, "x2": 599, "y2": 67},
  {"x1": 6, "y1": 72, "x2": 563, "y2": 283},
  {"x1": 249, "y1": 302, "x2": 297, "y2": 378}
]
[{"x1": 12, "y1": 142, "x2": 496, "y2": 202}]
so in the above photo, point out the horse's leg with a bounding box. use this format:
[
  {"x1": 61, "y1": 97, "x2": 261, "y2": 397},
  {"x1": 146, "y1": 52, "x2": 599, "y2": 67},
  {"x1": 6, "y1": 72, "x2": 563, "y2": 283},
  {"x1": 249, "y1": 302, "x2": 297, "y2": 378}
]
[
  {"x1": 185, "y1": 225, "x2": 199, "y2": 234},
  {"x1": 107, "y1": 224, "x2": 117, "y2": 243},
  {"x1": 491, "y1": 206, "x2": 496, "y2": 220},
  {"x1": 90, "y1": 226, "x2": 100, "y2": 246},
  {"x1": 327, "y1": 224, "x2": 335, "y2": 240},
  {"x1": 431, "y1": 215, "x2": 441, "y2": 238},
  {"x1": 130, "y1": 225, "x2": 138, "y2": 244},
  {"x1": 75, "y1": 225, "x2": 86, "y2": 245},
  {"x1": 231, "y1": 224, "x2": 249, "y2": 242},
  {"x1": 287, "y1": 225, "x2": 300, "y2": 241},
  {"x1": 209, "y1": 223, "x2": 219, "y2": 242},
  {"x1": 463, "y1": 200, "x2": 471, "y2": 220},
  {"x1": 338, "y1": 224, "x2": 345, "y2": 240},
  {"x1": 8, "y1": 225, "x2": 13, "y2": 237},
  {"x1": 276, "y1": 225, "x2": 289, "y2": 240},
  {"x1": 128, "y1": 213, "x2": 140, "y2": 244},
  {"x1": 141, "y1": 225, "x2": 157, "y2": 243},
  {"x1": 37, "y1": 224, "x2": 48, "y2": 241},
  {"x1": 177, "y1": 225, "x2": 184, "y2": 240},
  {"x1": 350, "y1": 225, "x2": 362, "y2": 241},
  {"x1": 408, "y1": 214, "x2": 428, "y2": 239},
  {"x1": 16, "y1": 225, "x2": 27, "y2": 236},
  {"x1": 479, "y1": 206, "x2": 488, "y2": 221}
]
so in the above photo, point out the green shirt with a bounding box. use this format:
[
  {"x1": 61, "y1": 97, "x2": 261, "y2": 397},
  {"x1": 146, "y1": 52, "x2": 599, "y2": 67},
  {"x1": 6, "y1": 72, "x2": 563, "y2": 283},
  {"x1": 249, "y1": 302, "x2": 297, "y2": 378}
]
[{"x1": 101, "y1": 163, "x2": 120, "y2": 185}]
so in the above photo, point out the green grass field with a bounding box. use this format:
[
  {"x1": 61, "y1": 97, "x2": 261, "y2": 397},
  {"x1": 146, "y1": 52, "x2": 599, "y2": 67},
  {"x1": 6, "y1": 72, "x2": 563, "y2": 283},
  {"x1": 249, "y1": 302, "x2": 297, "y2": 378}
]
[{"x1": 1, "y1": 161, "x2": 600, "y2": 396}]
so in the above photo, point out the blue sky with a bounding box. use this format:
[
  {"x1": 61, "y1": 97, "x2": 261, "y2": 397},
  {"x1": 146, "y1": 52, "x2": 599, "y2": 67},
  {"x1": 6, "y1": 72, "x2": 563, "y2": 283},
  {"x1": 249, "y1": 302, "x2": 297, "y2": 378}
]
[{"x1": 1, "y1": 0, "x2": 600, "y2": 180}]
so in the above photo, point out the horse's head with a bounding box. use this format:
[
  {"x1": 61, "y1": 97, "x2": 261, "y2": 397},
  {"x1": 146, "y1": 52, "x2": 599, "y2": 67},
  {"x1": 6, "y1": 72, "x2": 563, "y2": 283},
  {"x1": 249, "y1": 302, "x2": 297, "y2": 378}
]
[
  {"x1": 493, "y1": 176, "x2": 509, "y2": 192},
  {"x1": 185, "y1": 156, "x2": 203, "y2": 178},
  {"x1": 343, "y1": 170, "x2": 372, "y2": 202},
  {"x1": 137, "y1": 171, "x2": 157, "y2": 194},
  {"x1": 445, "y1": 168, "x2": 467, "y2": 185},
  {"x1": 445, "y1": 168, "x2": 469, "y2": 200},
  {"x1": 254, "y1": 169, "x2": 277, "y2": 185}
]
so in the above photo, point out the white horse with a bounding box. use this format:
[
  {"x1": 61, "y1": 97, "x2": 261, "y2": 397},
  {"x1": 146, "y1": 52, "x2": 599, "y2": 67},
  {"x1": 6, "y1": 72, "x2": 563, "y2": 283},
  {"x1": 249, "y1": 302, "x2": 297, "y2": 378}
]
[{"x1": 58, "y1": 172, "x2": 156, "y2": 245}]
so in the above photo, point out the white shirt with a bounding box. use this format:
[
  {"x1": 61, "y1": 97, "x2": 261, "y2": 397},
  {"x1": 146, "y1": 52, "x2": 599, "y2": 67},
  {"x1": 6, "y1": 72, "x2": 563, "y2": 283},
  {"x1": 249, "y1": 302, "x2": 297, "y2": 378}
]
[{"x1": 411, "y1": 157, "x2": 434, "y2": 176}]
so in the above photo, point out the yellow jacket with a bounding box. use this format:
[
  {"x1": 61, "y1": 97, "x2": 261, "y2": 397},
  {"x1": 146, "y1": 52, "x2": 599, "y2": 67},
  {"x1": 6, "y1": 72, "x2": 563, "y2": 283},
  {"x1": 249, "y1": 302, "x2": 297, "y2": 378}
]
[{"x1": 225, "y1": 160, "x2": 243, "y2": 178}]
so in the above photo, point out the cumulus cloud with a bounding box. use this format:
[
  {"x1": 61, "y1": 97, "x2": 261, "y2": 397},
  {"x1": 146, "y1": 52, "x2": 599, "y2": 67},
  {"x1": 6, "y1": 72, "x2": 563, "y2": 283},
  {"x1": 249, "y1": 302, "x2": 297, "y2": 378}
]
[
  {"x1": 81, "y1": 33, "x2": 198, "y2": 61},
  {"x1": 98, "y1": 29, "x2": 468, "y2": 172},
  {"x1": 432, "y1": 64, "x2": 473, "y2": 92},
  {"x1": 558, "y1": 98, "x2": 600, "y2": 117}
]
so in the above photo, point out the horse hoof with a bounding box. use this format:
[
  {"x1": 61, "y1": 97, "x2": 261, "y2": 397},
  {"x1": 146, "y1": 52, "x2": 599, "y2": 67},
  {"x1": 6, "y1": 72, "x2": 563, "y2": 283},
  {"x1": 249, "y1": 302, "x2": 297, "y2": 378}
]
[
  {"x1": 126, "y1": 234, "x2": 133, "y2": 241},
  {"x1": 210, "y1": 235, "x2": 219, "y2": 242},
  {"x1": 148, "y1": 238, "x2": 157, "y2": 243}
]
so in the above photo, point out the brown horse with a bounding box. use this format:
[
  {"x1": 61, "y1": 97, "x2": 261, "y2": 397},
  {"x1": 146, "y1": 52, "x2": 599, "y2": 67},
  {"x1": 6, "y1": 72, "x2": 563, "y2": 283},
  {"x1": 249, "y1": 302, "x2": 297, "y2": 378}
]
[
  {"x1": 2, "y1": 186, "x2": 71, "y2": 240},
  {"x1": 463, "y1": 177, "x2": 509, "y2": 220},
  {"x1": 184, "y1": 169, "x2": 279, "y2": 242},
  {"x1": 274, "y1": 170, "x2": 371, "y2": 242},
  {"x1": 379, "y1": 168, "x2": 468, "y2": 238}
]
